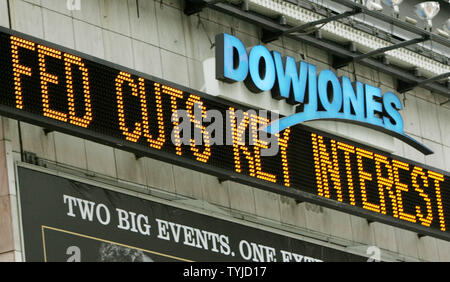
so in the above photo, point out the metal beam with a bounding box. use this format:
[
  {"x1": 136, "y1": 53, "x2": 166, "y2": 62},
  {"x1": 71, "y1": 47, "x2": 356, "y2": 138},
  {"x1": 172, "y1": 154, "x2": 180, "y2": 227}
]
[
  {"x1": 136, "y1": 0, "x2": 139, "y2": 18},
  {"x1": 397, "y1": 72, "x2": 450, "y2": 93},
  {"x1": 415, "y1": 72, "x2": 450, "y2": 86},
  {"x1": 286, "y1": 8, "x2": 361, "y2": 34},
  {"x1": 184, "y1": 0, "x2": 205, "y2": 15},
  {"x1": 262, "y1": 8, "x2": 361, "y2": 43},
  {"x1": 332, "y1": 35, "x2": 430, "y2": 69},
  {"x1": 207, "y1": 2, "x2": 450, "y2": 99},
  {"x1": 184, "y1": 0, "x2": 225, "y2": 15},
  {"x1": 43, "y1": 128, "x2": 54, "y2": 136}
]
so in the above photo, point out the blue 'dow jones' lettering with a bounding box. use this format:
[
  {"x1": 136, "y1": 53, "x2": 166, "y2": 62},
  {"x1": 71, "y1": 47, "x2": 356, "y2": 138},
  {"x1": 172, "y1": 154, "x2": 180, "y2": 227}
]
[{"x1": 215, "y1": 33, "x2": 432, "y2": 155}]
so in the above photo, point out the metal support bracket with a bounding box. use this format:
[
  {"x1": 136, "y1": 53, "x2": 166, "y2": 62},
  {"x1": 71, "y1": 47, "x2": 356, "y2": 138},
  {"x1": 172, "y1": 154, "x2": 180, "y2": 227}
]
[
  {"x1": 43, "y1": 128, "x2": 54, "y2": 136},
  {"x1": 23, "y1": 151, "x2": 39, "y2": 165},
  {"x1": 218, "y1": 177, "x2": 230, "y2": 184},
  {"x1": 184, "y1": 0, "x2": 225, "y2": 15},
  {"x1": 396, "y1": 80, "x2": 417, "y2": 94},
  {"x1": 440, "y1": 99, "x2": 450, "y2": 106},
  {"x1": 261, "y1": 28, "x2": 282, "y2": 44},
  {"x1": 332, "y1": 55, "x2": 351, "y2": 69},
  {"x1": 136, "y1": 0, "x2": 140, "y2": 18},
  {"x1": 397, "y1": 72, "x2": 450, "y2": 93},
  {"x1": 262, "y1": 8, "x2": 361, "y2": 43},
  {"x1": 332, "y1": 36, "x2": 429, "y2": 69},
  {"x1": 184, "y1": 0, "x2": 207, "y2": 15}
]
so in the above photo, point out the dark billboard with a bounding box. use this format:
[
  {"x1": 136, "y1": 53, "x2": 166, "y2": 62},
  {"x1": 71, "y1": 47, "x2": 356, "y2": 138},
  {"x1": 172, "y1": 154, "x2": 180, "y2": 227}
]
[{"x1": 17, "y1": 166, "x2": 367, "y2": 262}]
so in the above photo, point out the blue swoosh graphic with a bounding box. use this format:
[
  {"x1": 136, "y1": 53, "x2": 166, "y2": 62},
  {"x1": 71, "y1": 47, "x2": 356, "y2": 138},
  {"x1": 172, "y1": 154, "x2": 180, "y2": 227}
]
[{"x1": 263, "y1": 111, "x2": 433, "y2": 155}]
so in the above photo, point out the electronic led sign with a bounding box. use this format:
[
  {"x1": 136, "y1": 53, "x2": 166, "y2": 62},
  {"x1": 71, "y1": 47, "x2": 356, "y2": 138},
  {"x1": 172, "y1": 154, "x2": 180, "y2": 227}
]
[{"x1": 18, "y1": 166, "x2": 367, "y2": 262}]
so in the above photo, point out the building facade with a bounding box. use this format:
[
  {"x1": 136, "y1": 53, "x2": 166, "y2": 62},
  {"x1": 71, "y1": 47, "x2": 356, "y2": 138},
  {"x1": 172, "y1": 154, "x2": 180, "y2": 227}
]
[{"x1": 0, "y1": 0, "x2": 449, "y2": 262}]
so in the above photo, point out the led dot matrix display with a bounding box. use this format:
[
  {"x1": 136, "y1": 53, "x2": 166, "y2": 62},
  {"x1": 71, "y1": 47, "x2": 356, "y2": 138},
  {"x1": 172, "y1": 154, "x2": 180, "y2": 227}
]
[{"x1": 1, "y1": 28, "x2": 450, "y2": 240}]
